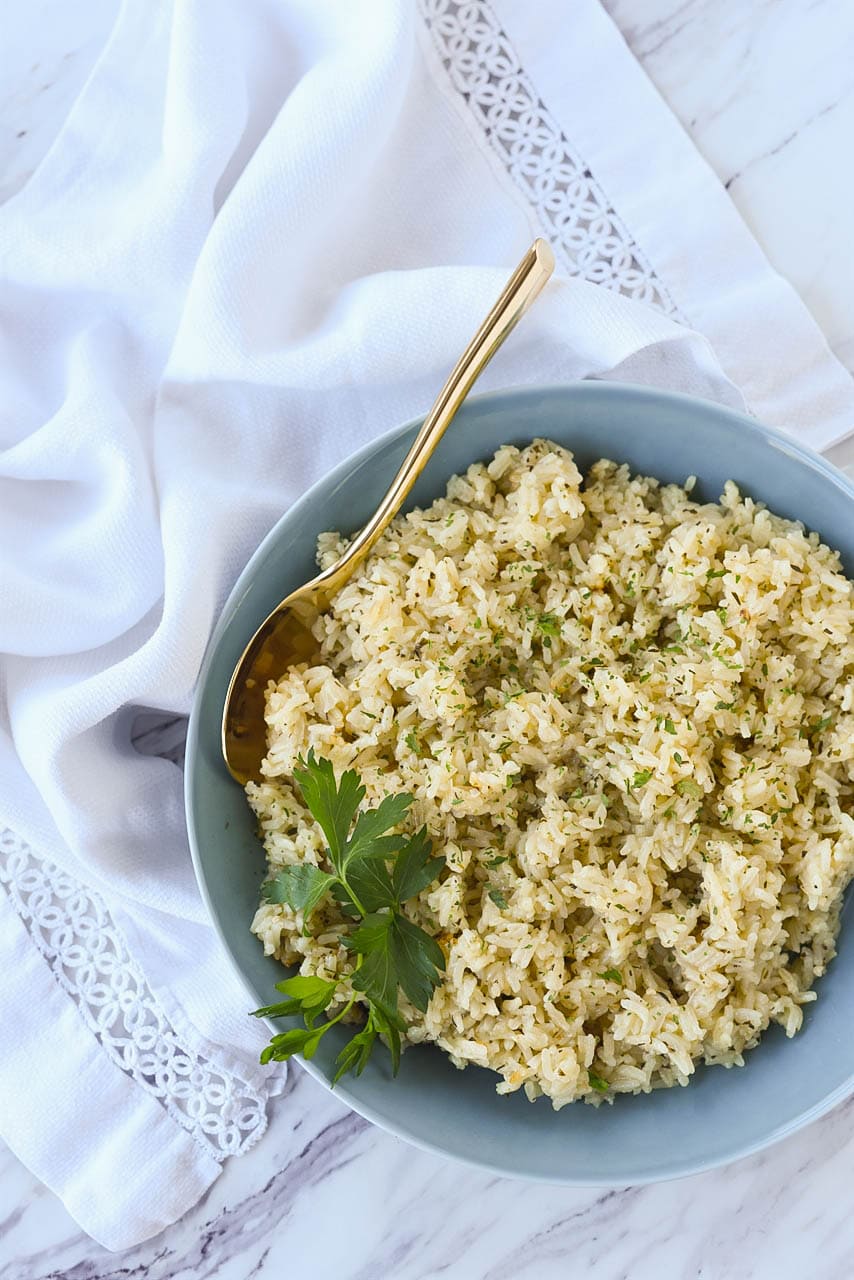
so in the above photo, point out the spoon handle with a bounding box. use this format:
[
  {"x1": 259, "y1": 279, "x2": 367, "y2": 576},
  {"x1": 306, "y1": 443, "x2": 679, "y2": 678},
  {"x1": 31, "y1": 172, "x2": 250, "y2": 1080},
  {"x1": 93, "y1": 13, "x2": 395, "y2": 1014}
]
[{"x1": 318, "y1": 238, "x2": 555, "y2": 593}]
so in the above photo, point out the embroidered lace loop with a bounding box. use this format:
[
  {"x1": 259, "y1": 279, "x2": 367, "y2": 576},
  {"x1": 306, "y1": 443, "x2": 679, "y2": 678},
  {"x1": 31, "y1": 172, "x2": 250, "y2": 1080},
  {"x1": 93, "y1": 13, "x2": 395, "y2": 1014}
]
[
  {"x1": 420, "y1": 0, "x2": 678, "y2": 313},
  {"x1": 0, "y1": 828, "x2": 270, "y2": 1161}
]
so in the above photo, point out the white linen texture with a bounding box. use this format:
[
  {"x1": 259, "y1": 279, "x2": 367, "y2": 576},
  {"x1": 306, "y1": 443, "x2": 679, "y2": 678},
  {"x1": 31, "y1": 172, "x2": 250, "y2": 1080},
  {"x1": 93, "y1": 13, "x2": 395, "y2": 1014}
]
[{"x1": 0, "y1": 0, "x2": 851, "y2": 1250}]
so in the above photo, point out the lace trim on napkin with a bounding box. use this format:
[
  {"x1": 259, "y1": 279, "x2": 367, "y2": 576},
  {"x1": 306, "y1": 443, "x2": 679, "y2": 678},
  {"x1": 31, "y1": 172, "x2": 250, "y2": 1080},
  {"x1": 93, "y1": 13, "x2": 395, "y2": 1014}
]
[
  {"x1": 419, "y1": 0, "x2": 678, "y2": 315},
  {"x1": 0, "y1": 828, "x2": 270, "y2": 1162}
]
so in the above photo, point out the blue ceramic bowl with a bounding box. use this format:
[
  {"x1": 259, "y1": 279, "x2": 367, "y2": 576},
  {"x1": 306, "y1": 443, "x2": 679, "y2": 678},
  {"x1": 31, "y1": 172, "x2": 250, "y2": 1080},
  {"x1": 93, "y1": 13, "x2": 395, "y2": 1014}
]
[{"x1": 186, "y1": 383, "x2": 854, "y2": 1184}]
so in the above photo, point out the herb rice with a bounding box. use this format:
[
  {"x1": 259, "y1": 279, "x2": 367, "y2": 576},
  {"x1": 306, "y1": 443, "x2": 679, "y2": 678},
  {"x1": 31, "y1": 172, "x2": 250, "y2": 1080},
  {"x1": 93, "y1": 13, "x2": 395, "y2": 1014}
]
[{"x1": 249, "y1": 441, "x2": 854, "y2": 1106}]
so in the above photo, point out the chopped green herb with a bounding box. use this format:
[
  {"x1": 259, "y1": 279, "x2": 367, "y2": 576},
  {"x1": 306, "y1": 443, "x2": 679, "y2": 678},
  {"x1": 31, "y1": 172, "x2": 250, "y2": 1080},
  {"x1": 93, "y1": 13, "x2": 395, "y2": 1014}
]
[
  {"x1": 599, "y1": 968, "x2": 623, "y2": 983},
  {"x1": 664, "y1": 717, "x2": 676, "y2": 735},
  {"x1": 677, "y1": 778, "x2": 703, "y2": 799},
  {"x1": 405, "y1": 731, "x2": 421, "y2": 755},
  {"x1": 537, "y1": 613, "x2": 561, "y2": 639},
  {"x1": 715, "y1": 701, "x2": 735, "y2": 711},
  {"x1": 588, "y1": 1070, "x2": 609, "y2": 1093},
  {"x1": 673, "y1": 751, "x2": 683, "y2": 764},
  {"x1": 706, "y1": 568, "x2": 726, "y2": 579},
  {"x1": 488, "y1": 887, "x2": 508, "y2": 910},
  {"x1": 632, "y1": 769, "x2": 653, "y2": 789}
]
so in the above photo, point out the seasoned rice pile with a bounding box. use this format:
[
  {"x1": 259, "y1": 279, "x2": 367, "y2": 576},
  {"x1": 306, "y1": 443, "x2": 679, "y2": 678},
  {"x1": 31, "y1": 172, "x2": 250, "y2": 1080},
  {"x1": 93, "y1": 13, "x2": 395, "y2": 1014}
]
[{"x1": 248, "y1": 440, "x2": 854, "y2": 1106}]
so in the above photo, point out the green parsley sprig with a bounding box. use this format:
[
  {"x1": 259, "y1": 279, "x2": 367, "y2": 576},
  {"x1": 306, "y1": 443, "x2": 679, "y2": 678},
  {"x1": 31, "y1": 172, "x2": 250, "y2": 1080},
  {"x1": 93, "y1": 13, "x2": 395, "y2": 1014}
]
[{"x1": 252, "y1": 751, "x2": 445, "y2": 1083}]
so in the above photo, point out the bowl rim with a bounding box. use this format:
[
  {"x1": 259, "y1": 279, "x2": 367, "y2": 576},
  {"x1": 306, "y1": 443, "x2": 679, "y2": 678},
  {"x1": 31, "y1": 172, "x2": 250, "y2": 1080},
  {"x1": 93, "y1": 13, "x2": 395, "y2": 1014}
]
[{"x1": 185, "y1": 380, "x2": 854, "y2": 1186}]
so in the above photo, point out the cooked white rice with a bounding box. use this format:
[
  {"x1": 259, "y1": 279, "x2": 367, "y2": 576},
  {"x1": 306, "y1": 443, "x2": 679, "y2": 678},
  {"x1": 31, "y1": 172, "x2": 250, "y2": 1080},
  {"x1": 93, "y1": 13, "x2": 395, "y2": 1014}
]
[{"x1": 248, "y1": 440, "x2": 854, "y2": 1107}]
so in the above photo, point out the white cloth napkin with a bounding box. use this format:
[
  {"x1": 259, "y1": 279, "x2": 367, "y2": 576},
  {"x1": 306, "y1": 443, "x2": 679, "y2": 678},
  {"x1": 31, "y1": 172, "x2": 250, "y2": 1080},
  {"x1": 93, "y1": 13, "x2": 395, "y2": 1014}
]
[{"x1": 1, "y1": 0, "x2": 852, "y2": 1251}]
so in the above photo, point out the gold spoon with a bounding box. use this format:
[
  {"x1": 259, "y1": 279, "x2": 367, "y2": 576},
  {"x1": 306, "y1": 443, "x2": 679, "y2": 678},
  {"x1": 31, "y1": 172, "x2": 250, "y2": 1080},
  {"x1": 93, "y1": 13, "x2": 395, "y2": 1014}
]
[{"x1": 222, "y1": 238, "x2": 556, "y2": 785}]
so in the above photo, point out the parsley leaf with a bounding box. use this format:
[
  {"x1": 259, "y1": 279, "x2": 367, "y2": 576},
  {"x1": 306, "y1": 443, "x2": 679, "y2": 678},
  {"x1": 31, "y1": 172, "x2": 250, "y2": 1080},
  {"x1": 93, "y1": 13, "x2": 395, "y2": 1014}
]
[
  {"x1": 588, "y1": 1069, "x2": 609, "y2": 1093},
  {"x1": 488, "y1": 887, "x2": 508, "y2": 909},
  {"x1": 632, "y1": 769, "x2": 653, "y2": 789},
  {"x1": 348, "y1": 915, "x2": 403, "y2": 1023},
  {"x1": 293, "y1": 749, "x2": 364, "y2": 862},
  {"x1": 276, "y1": 974, "x2": 337, "y2": 1006},
  {"x1": 391, "y1": 826, "x2": 445, "y2": 901},
  {"x1": 345, "y1": 858, "x2": 397, "y2": 913},
  {"x1": 260, "y1": 1027, "x2": 319, "y2": 1064},
  {"x1": 251, "y1": 974, "x2": 337, "y2": 1023},
  {"x1": 370, "y1": 1005, "x2": 402, "y2": 1075},
  {"x1": 598, "y1": 968, "x2": 623, "y2": 983},
  {"x1": 263, "y1": 864, "x2": 335, "y2": 926},
  {"x1": 252, "y1": 755, "x2": 445, "y2": 1083},
  {"x1": 390, "y1": 915, "x2": 445, "y2": 1011},
  {"x1": 342, "y1": 792, "x2": 414, "y2": 871},
  {"x1": 332, "y1": 1024, "x2": 377, "y2": 1084}
]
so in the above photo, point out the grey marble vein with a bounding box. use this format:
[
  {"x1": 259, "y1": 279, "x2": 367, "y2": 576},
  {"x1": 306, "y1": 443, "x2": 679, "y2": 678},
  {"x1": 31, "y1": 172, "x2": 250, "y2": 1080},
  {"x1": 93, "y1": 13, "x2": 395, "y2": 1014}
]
[
  {"x1": 5, "y1": 1067, "x2": 854, "y2": 1279},
  {"x1": 601, "y1": 0, "x2": 854, "y2": 374},
  {"x1": 130, "y1": 711, "x2": 188, "y2": 767},
  {"x1": 723, "y1": 95, "x2": 848, "y2": 191}
]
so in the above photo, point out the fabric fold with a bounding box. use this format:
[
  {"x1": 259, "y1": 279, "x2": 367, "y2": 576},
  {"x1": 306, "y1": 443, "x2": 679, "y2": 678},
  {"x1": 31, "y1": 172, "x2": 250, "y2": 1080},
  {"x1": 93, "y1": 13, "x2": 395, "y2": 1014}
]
[{"x1": 0, "y1": 884, "x2": 221, "y2": 1250}]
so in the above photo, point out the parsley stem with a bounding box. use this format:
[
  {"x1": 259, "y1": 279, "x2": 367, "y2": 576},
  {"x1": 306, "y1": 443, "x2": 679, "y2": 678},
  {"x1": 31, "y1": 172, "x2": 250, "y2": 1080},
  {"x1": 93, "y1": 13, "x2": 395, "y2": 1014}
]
[
  {"x1": 338, "y1": 873, "x2": 367, "y2": 919},
  {"x1": 320, "y1": 989, "x2": 359, "y2": 1031},
  {"x1": 310, "y1": 954, "x2": 366, "y2": 1046}
]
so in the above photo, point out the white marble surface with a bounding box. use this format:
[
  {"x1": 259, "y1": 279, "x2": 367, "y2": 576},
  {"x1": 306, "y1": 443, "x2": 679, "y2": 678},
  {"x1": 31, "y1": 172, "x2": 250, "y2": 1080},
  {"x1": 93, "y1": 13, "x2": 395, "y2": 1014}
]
[
  {"x1": 603, "y1": 0, "x2": 854, "y2": 383},
  {"x1": 3, "y1": 2, "x2": 854, "y2": 1277},
  {"x1": 4, "y1": 1067, "x2": 854, "y2": 1280}
]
